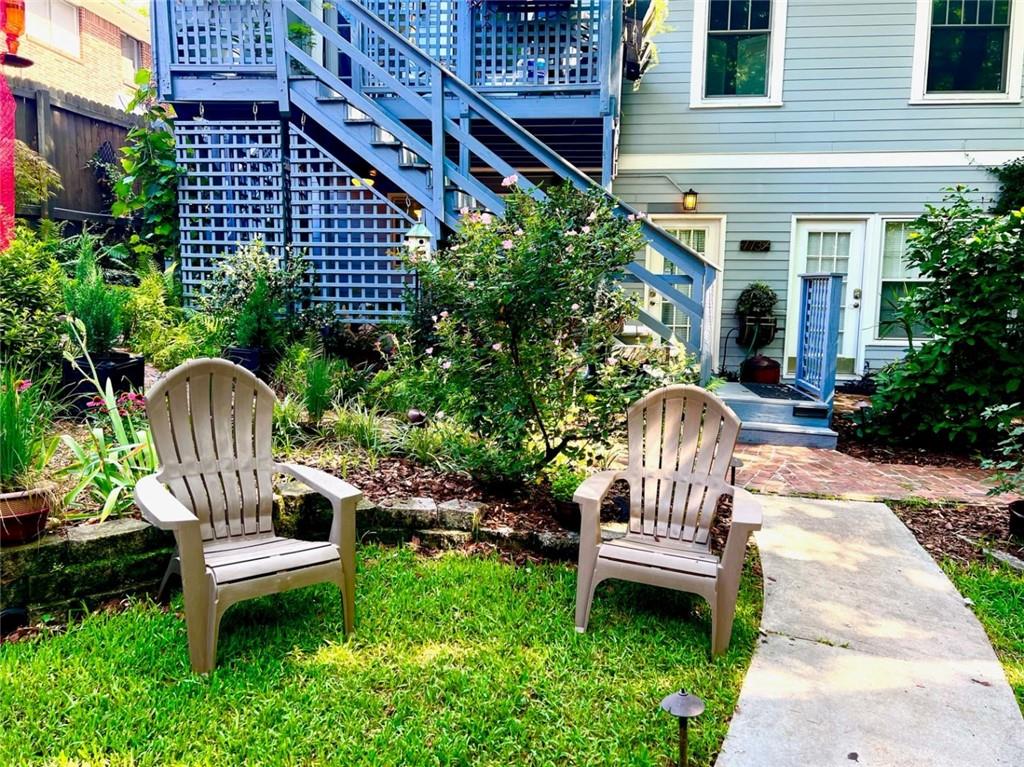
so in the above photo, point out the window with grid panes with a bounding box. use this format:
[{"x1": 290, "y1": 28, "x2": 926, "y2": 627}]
[
  {"x1": 927, "y1": 0, "x2": 1012, "y2": 92},
  {"x1": 878, "y1": 221, "x2": 931, "y2": 341},
  {"x1": 705, "y1": 0, "x2": 772, "y2": 97}
]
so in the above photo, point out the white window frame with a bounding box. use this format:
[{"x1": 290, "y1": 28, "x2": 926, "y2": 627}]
[
  {"x1": 910, "y1": 0, "x2": 1024, "y2": 105},
  {"x1": 690, "y1": 0, "x2": 788, "y2": 109},
  {"x1": 26, "y1": 0, "x2": 81, "y2": 58},
  {"x1": 865, "y1": 217, "x2": 934, "y2": 345}
]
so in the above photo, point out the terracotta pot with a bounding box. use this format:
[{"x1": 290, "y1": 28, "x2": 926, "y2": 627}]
[
  {"x1": 740, "y1": 354, "x2": 781, "y2": 384},
  {"x1": 1010, "y1": 500, "x2": 1024, "y2": 540},
  {"x1": 0, "y1": 485, "x2": 54, "y2": 546}
]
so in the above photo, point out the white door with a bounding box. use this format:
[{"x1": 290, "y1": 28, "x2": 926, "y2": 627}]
[
  {"x1": 624, "y1": 219, "x2": 724, "y2": 363},
  {"x1": 787, "y1": 219, "x2": 866, "y2": 377}
]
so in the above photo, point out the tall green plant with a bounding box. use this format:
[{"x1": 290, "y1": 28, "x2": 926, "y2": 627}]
[
  {"x1": 64, "y1": 238, "x2": 125, "y2": 355},
  {"x1": 0, "y1": 368, "x2": 56, "y2": 492},
  {"x1": 59, "y1": 322, "x2": 158, "y2": 521},
  {"x1": 860, "y1": 188, "x2": 1024, "y2": 448},
  {"x1": 112, "y1": 70, "x2": 182, "y2": 268}
]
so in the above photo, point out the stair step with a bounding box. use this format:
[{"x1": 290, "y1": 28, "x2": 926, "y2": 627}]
[{"x1": 738, "y1": 420, "x2": 838, "y2": 449}]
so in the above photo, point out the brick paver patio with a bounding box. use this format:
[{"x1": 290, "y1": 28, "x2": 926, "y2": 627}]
[{"x1": 734, "y1": 444, "x2": 1011, "y2": 505}]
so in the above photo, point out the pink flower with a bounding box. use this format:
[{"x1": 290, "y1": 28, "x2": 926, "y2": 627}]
[
  {"x1": 440, "y1": 310, "x2": 449, "y2": 319},
  {"x1": 502, "y1": 239, "x2": 514, "y2": 250},
  {"x1": 425, "y1": 347, "x2": 434, "y2": 356},
  {"x1": 626, "y1": 214, "x2": 636, "y2": 221},
  {"x1": 566, "y1": 244, "x2": 574, "y2": 253},
  {"x1": 492, "y1": 342, "x2": 503, "y2": 351},
  {"x1": 441, "y1": 360, "x2": 452, "y2": 370},
  {"x1": 15, "y1": 379, "x2": 31, "y2": 393},
  {"x1": 571, "y1": 303, "x2": 580, "y2": 312},
  {"x1": 460, "y1": 206, "x2": 470, "y2": 216},
  {"x1": 480, "y1": 213, "x2": 493, "y2": 225},
  {"x1": 587, "y1": 210, "x2": 598, "y2": 221},
  {"x1": 581, "y1": 225, "x2": 591, "y2": 234},
  {"x1": 501, "y1": 174, "x2": 519, "y2": 187},
  {"x1": 566, "y1": 229, "x2": 578, "y2": 237}
]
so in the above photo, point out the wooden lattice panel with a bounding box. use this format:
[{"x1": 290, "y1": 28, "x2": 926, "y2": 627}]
[
  {"x1": 171, "y1": 0, "x2": 277, "y2": 67},
  {"x1": 360, "y1": 0, "x2": 461, "y2": 90},
  {"x1": 289, "y1": 125, "x2": 415, "y2": 323},
  {"x1": 175, "y1": 120, "x2": 285, "y2": 299}
]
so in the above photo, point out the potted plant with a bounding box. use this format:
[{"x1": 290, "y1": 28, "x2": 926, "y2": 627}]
[
  {"x1": 61, "y1": 244, "x2": 143, "y2": 414},
  {"x1": 224, "y1": 273, "x2": 284, "y2": 377},
  {"x1": 735, "y1": 281, "x2": 781, "y2": 384},
  {"x1": 0, "y1": 368, "x2": 57, "y2": 545}
]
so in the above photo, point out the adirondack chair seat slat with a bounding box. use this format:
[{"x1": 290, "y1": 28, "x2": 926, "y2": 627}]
[
  {"x1": 135, "y1": 358, "x2": 362, "y2": 674},
  {"x1": 573, "y1": 385, "x2": 762, "y2": 656},
  {"x1": 203, "y1": 539, "x2": 340, "y2": 585},
  {"x1": 598, "y1": 539, "x2": 720, "y2": 579}
]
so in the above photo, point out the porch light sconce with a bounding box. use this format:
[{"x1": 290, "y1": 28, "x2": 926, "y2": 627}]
[
  {"x1": 681, "y1": 188, "x2": 699, "y2": 213},
  {"x1": 404, "y1": 210, "x2": 433, "y2": 262}
]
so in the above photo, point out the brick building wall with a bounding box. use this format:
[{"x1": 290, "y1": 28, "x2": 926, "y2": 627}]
[{"x1": 18, "y1": 4, "x2": 151, "y2": 109}]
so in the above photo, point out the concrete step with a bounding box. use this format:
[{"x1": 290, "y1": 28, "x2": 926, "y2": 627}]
[{"x1": 739, "y1": 420, "x2": 838, "y2": 449}]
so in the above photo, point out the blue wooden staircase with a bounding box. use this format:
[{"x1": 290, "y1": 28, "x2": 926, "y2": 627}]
[{"x1": 152, "y1": 0, "x2": 719, "y2": 364}]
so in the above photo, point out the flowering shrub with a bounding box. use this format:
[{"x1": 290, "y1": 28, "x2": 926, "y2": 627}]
[
  {"x1": 410, "y1": 181, "x2": 699, "y2": 481},
  {"x1": 858, "y1": 188, "x2": 1024, "y2": 448}
]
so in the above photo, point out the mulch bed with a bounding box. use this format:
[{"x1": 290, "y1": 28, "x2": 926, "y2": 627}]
[
  {"x1": 831, "y1": 395, "x2": 979, "y2": 470},
  {"x1": 891, "y1": 500, "x2": 1024, "y2": 565}
]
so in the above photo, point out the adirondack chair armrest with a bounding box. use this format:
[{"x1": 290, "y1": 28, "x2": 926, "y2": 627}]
[
  {"x1": 720, "y1": 487, "x2": 763, "y2": 575},
  {"x1": 134, "y1": 475, "x2": 200, "y2": 531},
  {"x1": 573, "y1": 470, "x2": 620, "y2": 505},
  {"x1": 731, "y1": 487, "x2": 763, "y2": 531},
  {"x1": 274, "y1": 462, "x2": 362, "y2": 506}
]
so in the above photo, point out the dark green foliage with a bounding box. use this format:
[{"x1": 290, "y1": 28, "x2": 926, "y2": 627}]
[
  {"x1": 0, "y1": 368, "x2": 55, "y2": 492},
  {"x1": 735, "y1": 281, "x2": 778, "y2": 316},
  {"x1": 233, "y1": 274, "x2": 283, "y2": 350},
  {"x1": 64, "y1": 239, "x2": 125, "y2": 355},
  {"x1": 0, "y1": 227, "x2": 65, "y2": 372},
  {"x1": 859, "y1": 188, "x2": 1024, "y2": 448},
  {"x1": 991, "y1": 156, "x2": 1024, "y2": 215},
  {"x1": 111, "y1": 70, "x2": 182, "y2": 268}
]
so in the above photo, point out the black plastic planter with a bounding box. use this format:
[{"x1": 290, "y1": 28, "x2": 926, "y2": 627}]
[
  {"x1": 1010, "y1": 500, "x2": 1024, "y2": 540},
  {"x1": 61, "y1": 352, "x2": 145, "y2": 416},
  {"x1": 224, "y1": 346, "x2": 264, "y2": 377}
]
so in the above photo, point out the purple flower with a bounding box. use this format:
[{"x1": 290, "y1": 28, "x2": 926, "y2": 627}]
[
  {"x1": 15, "y1": 379, "x2": 31, "y2": 393},
  {"x1": 501, "y1": 174, "x2": 519, "y2": 187}
]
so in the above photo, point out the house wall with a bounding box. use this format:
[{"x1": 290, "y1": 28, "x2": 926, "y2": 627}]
[
  {"x1": 614, "y1": 0, "x2": 1021, "y2": 375},
  {"x1": 18, "y1": 4, "x2": 151, "y2": 109}
]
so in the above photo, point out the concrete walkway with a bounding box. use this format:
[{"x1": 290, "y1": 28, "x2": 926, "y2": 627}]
[{"x1": 716, "y1": 496, "x2": 1024, "y2": 767}]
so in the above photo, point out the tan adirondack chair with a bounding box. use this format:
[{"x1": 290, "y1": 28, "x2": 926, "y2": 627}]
[
  {"x1": 133, "y1": 358, "x2": 361, "y2": 673},
  {"x1": 574, "y1": 384, "x2": 762, "y2": 655}
]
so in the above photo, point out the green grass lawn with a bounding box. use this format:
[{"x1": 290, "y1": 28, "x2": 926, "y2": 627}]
[
  {"x1": 0, "y1": 546, "x2": 762, "y2": 767},
  {"x1": 945, "y1": 559, "x2": 1024, "y2": 710}
]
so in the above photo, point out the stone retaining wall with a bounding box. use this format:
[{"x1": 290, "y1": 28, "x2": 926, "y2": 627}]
[{"x1": 1, "y1": 480, "x2": 590, "y2": 618}]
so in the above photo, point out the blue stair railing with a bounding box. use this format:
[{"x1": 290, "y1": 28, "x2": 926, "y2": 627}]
[
  {"x1": 280, "y1": 0, "x2": 718, "y2": 360},
  {"x1": 795, "y1": 273, "x2": 844, "y2": 405}
]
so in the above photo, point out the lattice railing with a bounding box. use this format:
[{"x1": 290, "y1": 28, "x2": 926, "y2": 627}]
[
  {"x1": 795, "y1": 273, "x2": 844, "y2": 403},
  {"x1": 170, "y1": 0, "x2": 278, "y2": 67},
  {"x1": 289, "y1": 125, "x2": 415, "y2": 323},
  {"x1": 175, "y1": 120, "x2": 286, "y2": 298}
]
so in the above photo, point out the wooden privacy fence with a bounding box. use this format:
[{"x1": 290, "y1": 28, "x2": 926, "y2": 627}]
[{"x1": 9, "y1": 76, "x2": 140, "y2": 222}]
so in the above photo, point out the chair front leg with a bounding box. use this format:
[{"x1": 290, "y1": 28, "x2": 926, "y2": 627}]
[
  {"x1": 574, "y1": 499, "x2": 602, "y2": 632},
  {"x1": 332, "y1": 496, "x2": 357, "y2": 635},
  {"x1": 175, "y1": 524, "x2": 215, "y2": 673}
]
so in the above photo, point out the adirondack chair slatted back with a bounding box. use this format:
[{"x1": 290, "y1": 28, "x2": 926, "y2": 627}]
[
  {"x1": 626, "y1": 385, "x2": 740, "y2": 546},
  {"x1": 147, "y1": 359, "x2": 277, "y2": 542}
]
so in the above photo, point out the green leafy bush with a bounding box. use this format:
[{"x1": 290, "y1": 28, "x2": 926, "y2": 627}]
[
  {"x1": 14, "y1": 140, "x2": 62, "y2": 208},
  {"x1": 410, "y1": 181, "x2": 698, "y2": 481},
  {"x1": 0, "y1": 368, "x2": 56, "y2": 492},
  {"x1": 546, "y1": 460, "x2": 588, "y2": 504},
  {"x1": 0, "y1": 227, "x2": 65, "y2": 372},
  {"x1": 735, "y1": 282, "x2": 778, "y2": 316},
  {"x1": 859, "y1": 188, "x2": 1024, "y2": 448},
  {"x1": 233, "y1": 273, "x2": 284, "y2": 349},
  {"x1": 63, "y1": 238, "x2": 126, "y2": 355},
  {"x1": 992, "y1": 156, "x2": 1024, "y2": 215},
  {"x1": 981, "y1": 403, "x2": 1024, "y2": 495},
  {"x1": 200, "y1": 239, "x2": 308, "y2": 318}
]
